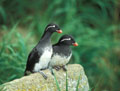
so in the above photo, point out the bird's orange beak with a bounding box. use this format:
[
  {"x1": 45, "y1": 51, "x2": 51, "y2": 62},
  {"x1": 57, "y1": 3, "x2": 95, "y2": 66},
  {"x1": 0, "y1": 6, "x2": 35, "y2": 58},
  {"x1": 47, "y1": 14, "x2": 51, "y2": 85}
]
[
  {"x1": 72, "y1": 42, "x2": 78, "y2": 46},
  {"x1": 56, "y1": 30, "x2": 62, "y2": 33}
]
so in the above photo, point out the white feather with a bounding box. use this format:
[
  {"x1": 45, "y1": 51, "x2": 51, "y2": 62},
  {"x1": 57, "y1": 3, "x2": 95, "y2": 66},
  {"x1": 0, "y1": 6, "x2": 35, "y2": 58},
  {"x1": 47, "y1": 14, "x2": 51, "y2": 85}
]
[
  {"x1": 60, "y1": 38, "x2": 71, "y2": 42},
  {"x1": 33, "y1": 47, "x2": 52, "y2": 72},
  {"x1": 50, "y1": 53, "x2": 72, "y2": 67},
  {"x1": 46, "y1": 25, "x2": 55, "y2": 31}
]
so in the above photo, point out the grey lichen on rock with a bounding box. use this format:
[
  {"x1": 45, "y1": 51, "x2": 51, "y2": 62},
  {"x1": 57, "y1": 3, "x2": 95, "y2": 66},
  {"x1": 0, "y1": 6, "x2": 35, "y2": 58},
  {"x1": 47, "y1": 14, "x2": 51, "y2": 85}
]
[{"x1": 0, "y1": 64, "x2": 89, "y2": 91}]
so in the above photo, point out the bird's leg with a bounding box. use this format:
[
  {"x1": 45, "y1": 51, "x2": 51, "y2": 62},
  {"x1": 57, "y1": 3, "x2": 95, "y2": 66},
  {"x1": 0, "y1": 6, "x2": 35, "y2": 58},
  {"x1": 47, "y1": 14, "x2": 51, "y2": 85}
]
[
  {"x1": 62, "y1": 65, "x2": 67, "y2": 71},
  {"x1": 38, "y1": 71, "x2": 47, "y2": 79},
  {"x1": 53, "y1": 66, "x2": 61, "y2": 71}
]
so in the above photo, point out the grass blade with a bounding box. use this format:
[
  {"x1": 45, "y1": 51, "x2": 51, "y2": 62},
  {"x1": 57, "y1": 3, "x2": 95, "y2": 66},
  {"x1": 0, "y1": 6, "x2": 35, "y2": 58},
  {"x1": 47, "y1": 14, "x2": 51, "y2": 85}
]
[
  {"x1": 76, "y1": 73, "x2": 80, "y2": 91},
  {"x1": 53, "y1": 70, "x2": 61, "y2": 91},
  {"x1": 66, "y1": 71, "x2": 68, "y2": 91}
]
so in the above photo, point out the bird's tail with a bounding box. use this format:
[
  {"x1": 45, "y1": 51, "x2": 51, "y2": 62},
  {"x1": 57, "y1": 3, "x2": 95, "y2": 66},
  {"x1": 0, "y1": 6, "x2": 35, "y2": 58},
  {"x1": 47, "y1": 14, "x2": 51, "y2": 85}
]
[
  {"x1": 24, "y1": 70, "x2": 32, "y2": 76},
  {"x1": 24, "y1": 70, "x2": 27, "y2": 76}
]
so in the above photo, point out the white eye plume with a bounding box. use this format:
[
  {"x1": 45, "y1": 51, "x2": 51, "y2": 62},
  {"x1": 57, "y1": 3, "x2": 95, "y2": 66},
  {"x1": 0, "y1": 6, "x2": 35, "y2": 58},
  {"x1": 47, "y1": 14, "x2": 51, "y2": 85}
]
[
  {"x1": 60, "y1": 38, "x2": 71, "y2": 42},
  {"x1": 46, "y1": 25, "x2": 55, "y2": 31}
]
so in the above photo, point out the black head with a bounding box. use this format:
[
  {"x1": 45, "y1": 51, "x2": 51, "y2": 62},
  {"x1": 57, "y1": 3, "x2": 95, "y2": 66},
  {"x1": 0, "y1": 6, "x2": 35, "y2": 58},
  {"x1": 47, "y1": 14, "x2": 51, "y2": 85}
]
[
  {"x1": 45, "y1": 23, "x2": 62, "y2": 33},
  {"x1": 58, "y1": 35, "x2": 78, "y2": 46}
]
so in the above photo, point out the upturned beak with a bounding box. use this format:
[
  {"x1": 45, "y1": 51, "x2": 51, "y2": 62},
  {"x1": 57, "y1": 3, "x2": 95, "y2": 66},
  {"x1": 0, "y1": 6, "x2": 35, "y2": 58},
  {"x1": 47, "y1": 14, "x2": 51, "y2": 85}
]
[
  {"x1": 72, "y1": 42, "x2": 78, "y2": 46},
  {"x1": 56, "y1": 30, "x2": 62, "y2": 33}
]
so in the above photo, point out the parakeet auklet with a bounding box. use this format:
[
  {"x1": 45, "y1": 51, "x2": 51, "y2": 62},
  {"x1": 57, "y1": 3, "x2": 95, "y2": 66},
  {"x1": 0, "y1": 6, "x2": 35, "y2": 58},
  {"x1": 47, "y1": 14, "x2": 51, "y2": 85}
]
[
  {"x1": 49, "y1": 34, "x2": 78, "y2": 74},
  {"x1": 24, "y1": 23, "x2": 62, "y2": 79}
]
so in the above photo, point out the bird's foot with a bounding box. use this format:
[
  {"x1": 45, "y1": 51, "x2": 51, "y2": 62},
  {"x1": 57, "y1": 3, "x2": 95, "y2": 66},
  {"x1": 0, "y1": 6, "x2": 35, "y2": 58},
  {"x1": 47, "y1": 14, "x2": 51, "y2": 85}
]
[
  {"x1": 53, "y1": 66, "x2": 61, "y2": 71},
  {"x1": 39, "y1": 71, "x2": 47, "y2": 79}
]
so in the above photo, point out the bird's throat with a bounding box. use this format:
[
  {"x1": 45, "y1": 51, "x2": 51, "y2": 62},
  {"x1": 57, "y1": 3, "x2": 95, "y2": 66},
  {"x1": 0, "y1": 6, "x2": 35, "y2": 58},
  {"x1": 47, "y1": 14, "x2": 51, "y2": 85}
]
[{"x1": 41, "y1": 31, "x2": 52, "y2": 42}]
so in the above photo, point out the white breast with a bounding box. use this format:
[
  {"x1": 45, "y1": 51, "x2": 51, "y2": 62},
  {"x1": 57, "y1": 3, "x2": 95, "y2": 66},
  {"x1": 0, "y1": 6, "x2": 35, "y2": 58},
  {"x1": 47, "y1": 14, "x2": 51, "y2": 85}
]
[
  {"x1": 34, "y1": 47, "x2": 52, "y2": 72},
  {"x1": 50, "y1": 53, "x2": 72, "y2": 67}
]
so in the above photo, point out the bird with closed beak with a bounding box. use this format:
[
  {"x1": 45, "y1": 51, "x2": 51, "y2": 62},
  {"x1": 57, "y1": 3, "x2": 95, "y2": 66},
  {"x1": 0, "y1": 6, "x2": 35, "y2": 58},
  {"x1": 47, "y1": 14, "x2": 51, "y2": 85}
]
[
  {"x1": 24, "y1": 23, "x2": 62, "y2": 79},
  {"x1": 49, "y1": 34, "x2": 78, "y2": 74}
]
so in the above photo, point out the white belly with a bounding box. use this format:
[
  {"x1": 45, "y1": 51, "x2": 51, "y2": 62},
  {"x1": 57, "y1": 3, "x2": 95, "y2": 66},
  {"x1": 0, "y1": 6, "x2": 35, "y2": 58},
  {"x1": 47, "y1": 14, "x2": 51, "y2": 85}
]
[
  {"x1": 50, "y1": 54, "x2": 72, "y2": 67},
  {"x1": 34, "y1": 48, "x2": 52, "y2": 72}
]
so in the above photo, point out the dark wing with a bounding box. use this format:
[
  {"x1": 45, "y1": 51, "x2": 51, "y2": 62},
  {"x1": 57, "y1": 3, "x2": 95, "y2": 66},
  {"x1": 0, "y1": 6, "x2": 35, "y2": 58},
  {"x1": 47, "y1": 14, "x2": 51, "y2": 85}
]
[
  {"x1": 52, "y1": 44, "x2": 71, "y2": 57},
  {"x1": 52, "y1": 44, "x2": 58, "y2": 57},
  {"x1": 24, "y1": 48, "x2": 41, "y2": 74}
]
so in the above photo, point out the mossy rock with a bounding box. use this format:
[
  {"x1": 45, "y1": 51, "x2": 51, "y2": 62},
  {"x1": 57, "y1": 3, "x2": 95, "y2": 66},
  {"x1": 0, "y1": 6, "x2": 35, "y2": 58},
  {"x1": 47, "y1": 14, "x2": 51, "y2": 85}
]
[{"x1": 0, "y1": 64, "x2": 89, "y2": 91}]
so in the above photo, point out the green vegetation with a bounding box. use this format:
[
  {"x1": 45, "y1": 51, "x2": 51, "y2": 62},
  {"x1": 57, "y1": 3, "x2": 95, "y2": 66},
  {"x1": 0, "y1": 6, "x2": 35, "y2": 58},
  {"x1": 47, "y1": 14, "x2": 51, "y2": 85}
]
[
  {"x1": 53, "y1": 70, "x2": 61, "y2": 91},
  {"x1": 76, "y1": 73, "x2": 81, "y2": 91},
  {"x1": 53, "y1": 70, "x2": 80, "y2": 91},
  {"x1": 66, "y1": 71, "x2": 68, "y2": 91},
  {"x1": 0, "y1": 0, "x2": 120, "y2": 90}
]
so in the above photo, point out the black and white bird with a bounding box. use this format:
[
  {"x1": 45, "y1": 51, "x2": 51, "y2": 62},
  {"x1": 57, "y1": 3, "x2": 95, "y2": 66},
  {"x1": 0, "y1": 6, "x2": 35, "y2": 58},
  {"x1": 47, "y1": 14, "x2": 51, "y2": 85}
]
[
  {"x1": 49, "y1": 35, "x2": 78, "y2": 73},
  {"x1": 24, "y1": 23, "x2": 62, "y2": 79}
]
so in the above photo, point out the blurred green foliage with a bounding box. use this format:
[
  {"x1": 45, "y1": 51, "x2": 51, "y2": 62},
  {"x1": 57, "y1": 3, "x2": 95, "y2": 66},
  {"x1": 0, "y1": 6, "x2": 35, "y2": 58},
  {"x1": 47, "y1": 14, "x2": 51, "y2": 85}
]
[{"x1": 0, "y1": 0, "x2": 120, "y2": 90}]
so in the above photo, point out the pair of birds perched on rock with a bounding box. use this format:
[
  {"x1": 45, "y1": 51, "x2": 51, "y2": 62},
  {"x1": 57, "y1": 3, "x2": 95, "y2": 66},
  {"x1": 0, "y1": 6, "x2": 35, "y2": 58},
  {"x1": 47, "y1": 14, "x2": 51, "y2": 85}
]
[{"x1": 24, "y1": 23, "x2": 78, "y2": 79}]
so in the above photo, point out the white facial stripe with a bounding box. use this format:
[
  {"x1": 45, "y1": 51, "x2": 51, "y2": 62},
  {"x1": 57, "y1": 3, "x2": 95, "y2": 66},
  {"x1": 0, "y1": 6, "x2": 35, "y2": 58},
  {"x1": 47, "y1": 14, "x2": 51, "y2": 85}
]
[
  {"x1": 46, "y1": 25, "x2": 55, "y2": 31},
  {"x1": 60, "y1": 38, "x2": 71, "y2": 42}
]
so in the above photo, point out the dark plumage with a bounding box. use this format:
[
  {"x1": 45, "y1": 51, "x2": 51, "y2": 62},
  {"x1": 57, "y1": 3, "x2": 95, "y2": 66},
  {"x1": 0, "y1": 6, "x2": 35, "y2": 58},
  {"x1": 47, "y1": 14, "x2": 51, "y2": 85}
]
[
  {"x1": 24, "y1": 23, "x2": 62, "y2": 79},
  {"x1": 49, "y1": 35, "x2": 78, "y2": 73}
]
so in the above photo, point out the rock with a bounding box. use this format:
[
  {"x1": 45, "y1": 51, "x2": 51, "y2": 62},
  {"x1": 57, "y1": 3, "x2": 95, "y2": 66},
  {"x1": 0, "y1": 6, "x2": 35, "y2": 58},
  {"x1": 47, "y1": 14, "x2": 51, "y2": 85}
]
[{"x1": 0, "y1": 64, "x2": 89, "y2": 91}]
